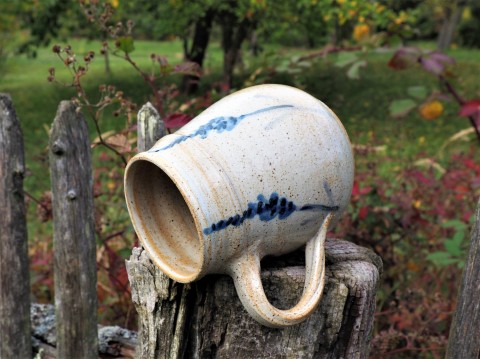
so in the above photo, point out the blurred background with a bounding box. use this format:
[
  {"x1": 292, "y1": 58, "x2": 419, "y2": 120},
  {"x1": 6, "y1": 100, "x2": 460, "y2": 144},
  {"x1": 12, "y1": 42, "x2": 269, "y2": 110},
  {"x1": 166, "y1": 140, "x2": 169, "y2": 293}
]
[{"x1": 0, "y1": 1, "x2": 479, "y2": 357}]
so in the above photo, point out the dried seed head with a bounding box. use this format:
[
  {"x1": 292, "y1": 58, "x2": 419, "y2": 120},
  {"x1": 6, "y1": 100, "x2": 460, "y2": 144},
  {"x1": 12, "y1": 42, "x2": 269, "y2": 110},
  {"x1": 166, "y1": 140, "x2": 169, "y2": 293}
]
[
  {"x1": 64, "y1": 56, "x2": 75, "y2": 66},
  {"x1": 52, "y1": 44, "x2": 61, "y2": 53},
  {"x1": 99, "y1": 84, "x2": 106, "y2": 92}
]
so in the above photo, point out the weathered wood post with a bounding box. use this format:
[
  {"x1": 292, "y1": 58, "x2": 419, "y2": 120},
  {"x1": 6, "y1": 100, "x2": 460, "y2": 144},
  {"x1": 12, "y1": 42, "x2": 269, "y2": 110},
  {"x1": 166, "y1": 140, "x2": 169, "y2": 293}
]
[
  {"x1": 0, "y1": 93, "x2": 32, "y2": 358},
  {"x1": 446, "y1": 198, "x2": 480, "y2": 358},
  {"x1": 126, "y1": 103, "x2": 382, "y2": 358},
  {"x1": 126, "y1": 103, "x2": 191, "y2": 358},
  {"x1": 49, "y1": 101, "x2": 98, "y2": 358}
]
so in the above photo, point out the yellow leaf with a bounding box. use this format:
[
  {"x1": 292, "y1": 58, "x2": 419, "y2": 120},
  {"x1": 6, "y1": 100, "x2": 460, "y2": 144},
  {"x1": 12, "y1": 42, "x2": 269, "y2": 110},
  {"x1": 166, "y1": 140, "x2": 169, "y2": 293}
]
[
  {"x1": 353, "y1": 24, "x2": 370, "y2": 42},
  {"x1": 419, "y1": 100, "x2": 443, "y2": 120}
]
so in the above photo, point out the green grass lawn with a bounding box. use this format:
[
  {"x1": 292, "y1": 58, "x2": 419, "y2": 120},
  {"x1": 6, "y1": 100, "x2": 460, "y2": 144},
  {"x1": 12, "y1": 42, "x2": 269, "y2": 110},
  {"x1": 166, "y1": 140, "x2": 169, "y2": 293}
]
[{"x1": 1, "y1": 37, "x2": 479, "y2": 233}]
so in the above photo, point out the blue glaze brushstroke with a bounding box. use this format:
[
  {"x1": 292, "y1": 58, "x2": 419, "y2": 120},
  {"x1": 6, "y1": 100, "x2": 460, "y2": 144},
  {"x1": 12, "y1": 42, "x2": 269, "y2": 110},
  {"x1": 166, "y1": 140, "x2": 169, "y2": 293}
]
[
  {"x1": 203, "y1": 192, "x2": 339, "y2": 235},
  {"x1": 149, "y1": 105, "x2": 294, "y2": 152}
]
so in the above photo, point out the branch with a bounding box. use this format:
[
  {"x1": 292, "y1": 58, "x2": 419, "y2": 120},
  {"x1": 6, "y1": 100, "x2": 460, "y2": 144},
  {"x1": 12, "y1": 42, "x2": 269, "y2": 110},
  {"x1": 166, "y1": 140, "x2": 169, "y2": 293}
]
[{"x1": 440, "y1": 75, "x2": 480, "y2": 143}]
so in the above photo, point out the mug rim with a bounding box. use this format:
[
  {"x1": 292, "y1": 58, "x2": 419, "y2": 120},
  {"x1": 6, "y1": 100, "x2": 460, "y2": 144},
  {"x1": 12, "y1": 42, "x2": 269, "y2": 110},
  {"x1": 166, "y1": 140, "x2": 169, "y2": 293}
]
[{"x1": 124, "y1": 153, "x2": 206, "y2": 283}]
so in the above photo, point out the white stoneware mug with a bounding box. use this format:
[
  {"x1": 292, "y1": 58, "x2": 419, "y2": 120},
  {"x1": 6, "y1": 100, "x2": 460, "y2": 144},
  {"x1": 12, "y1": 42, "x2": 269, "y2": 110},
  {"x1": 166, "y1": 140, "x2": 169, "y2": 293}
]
[{"x1": 124, "y1": 84, "x2": 354, "y2": 327}]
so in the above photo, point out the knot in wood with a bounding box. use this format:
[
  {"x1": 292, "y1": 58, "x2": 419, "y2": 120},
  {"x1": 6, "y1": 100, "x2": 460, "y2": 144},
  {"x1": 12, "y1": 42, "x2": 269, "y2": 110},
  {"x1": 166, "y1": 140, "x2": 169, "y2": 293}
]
[
  {"x1": 13, "y1": 165, "x2": 25, "y2": 179},
  {"x1": 52, "y1": 140, "x2": 65, "y2": 155},
  {"x1": 67, "y1": 189, "x2": 77, "y2": 200}
]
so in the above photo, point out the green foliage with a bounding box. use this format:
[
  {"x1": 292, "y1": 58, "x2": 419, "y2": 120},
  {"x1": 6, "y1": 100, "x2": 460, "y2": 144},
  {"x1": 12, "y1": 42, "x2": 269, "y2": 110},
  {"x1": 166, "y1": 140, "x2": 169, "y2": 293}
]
[
  {"x1": 427, "y1": 219, "x2": 469, "y2": 268},
  {"x1": 389, "y1": 98, "x2": 417, "y2": 117},
  {"x1": 3, "y1": 22, "x2": 480, "y2": 348},
  {"x1": 459, "y1": 4, "x2": 480, "y2": 48},
  {"x1": 116, "y1": 36, "x2": 135, "y2": 54},
  {"x1": 335, "y1": 148, "x2": 479, "y2": 356},
  {"x1": 0, "y1": 1, "x2": 22, "y2": 75},
  {"x1": 407, "y1": 85, "x2": 428, "y2": 100}
]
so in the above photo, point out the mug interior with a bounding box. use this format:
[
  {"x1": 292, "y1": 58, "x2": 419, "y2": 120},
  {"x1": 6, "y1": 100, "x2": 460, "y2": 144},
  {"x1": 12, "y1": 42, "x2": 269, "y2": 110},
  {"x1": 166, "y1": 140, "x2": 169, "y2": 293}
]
[{"x1": 125, "y1": 159, "x2": 203, "y2": 282}]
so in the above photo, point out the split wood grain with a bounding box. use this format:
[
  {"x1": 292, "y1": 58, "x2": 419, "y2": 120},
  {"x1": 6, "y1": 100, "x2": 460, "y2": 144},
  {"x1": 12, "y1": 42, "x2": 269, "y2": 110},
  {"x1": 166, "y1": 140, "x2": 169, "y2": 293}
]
[
  {"x1": 446, "y1": 199, "x2": 480, "y2": 359},
  {"x1": 49, "y1": 101, "x2": 98, "y2": 358},
  {"x1": 0, "y1": 93, "x2": 32, "y2": 358}
]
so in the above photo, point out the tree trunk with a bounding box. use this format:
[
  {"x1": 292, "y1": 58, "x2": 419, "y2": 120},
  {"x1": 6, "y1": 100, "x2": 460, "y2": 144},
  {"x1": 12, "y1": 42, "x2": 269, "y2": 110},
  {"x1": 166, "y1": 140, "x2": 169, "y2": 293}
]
[
  {"x1": 0, "y1": 93, "x2": 32, "y2": 358},
  {"x1": 219, "y1": 2, "x2": 253, "y2": 89},
  {"x1": 249, "y1": 30, "x2": 260, "y2": 56},
  {"x1": 446, "y1": 198, "x2": 480, "y2": 358},
  {"x1": 127, "y1": 239, "x2": 381, "y2": 358},
  {"x1": 181, "y1": 8, "x2": 216, "y2": 94},
  {"x1": 49, "y1": 101, "x2": 98, "y2": 358},
  {"x1": 104, "y1": 46, "x2": 111, "y2": 76},
  {"x1": 437, "y1": 1, "x2": 466, "y2": 52}
]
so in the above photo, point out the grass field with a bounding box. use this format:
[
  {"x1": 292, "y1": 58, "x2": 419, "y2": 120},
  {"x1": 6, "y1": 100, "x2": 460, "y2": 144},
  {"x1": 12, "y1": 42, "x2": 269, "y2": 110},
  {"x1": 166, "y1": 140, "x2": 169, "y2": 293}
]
[{"x1": 0, "y1": 37, "x2": 479, "y2": 227}]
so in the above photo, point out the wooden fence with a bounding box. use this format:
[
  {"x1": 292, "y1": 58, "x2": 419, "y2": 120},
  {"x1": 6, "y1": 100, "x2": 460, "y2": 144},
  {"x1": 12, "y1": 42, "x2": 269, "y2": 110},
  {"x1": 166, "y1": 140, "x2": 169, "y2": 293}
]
[{"x1": 0, "y1": 92, "x2": 478, "y2": 358}]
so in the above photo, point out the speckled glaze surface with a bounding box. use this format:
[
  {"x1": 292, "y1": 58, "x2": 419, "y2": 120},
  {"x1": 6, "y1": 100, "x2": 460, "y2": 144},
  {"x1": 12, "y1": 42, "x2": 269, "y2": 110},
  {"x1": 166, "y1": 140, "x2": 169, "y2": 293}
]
[{"x1": 124, "y1": 84, "x2": 354, "y2": 327}]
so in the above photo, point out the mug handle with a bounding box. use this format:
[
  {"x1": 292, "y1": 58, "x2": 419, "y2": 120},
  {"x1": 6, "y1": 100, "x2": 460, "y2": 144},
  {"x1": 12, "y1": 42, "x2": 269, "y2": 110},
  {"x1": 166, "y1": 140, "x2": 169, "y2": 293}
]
[{"x1": 229, "y1": 213, "x2": 333, "y2": 328}]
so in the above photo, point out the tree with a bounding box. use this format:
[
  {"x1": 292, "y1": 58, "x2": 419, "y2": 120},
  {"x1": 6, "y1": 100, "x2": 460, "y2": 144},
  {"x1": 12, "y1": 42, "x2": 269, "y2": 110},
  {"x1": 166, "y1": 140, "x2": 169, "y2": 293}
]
[{"x1": 436, "y1": 0, "x2": 469, "y2": 51}]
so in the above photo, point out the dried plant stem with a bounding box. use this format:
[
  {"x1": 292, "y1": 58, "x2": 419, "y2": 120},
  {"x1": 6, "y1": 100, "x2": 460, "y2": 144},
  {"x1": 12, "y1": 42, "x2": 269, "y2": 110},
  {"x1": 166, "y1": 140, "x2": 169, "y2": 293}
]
[{"x1": 440, "y1": 75, "x2": 480, "y2": 143}]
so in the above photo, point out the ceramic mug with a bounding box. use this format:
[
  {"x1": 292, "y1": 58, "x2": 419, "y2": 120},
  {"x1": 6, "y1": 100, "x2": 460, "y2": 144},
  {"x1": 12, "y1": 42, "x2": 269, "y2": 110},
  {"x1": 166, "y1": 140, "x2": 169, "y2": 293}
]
[{"x1": 124, "y1": 84, "x2": 354, "y2": 327}]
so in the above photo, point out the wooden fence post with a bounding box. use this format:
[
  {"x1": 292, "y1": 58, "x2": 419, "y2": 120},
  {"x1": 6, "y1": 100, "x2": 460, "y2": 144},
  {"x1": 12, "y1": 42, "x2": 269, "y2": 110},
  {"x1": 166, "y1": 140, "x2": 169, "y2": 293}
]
[
  {"x1": 136, "y1": 102, "x2": 165, "y2": 154},
  {"x1": 126, "y1": 103, "x2": 192, "y2": 358},
  {"x1": 446, "y1": 198, "x2": 480, "y2": 358},
  {"x1": 0, "y1": 93, "x2": 32, "y2": 358},
  {"x1": 126, "y1": 102, "x2": 382, "y2": 358},
  {"x1": 49, "y1": 101, "x2": 98, "y2": 358}
]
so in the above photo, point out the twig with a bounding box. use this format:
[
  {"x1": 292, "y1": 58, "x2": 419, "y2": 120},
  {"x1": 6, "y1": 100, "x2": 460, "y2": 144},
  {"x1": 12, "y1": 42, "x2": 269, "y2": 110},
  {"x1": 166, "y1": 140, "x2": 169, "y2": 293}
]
[
  {"x1": 24, "y1": 190, "x2": 50, "y2": 212},
  {"x1": 439, "y1": 75, "x2": 480, "y2": 143}
]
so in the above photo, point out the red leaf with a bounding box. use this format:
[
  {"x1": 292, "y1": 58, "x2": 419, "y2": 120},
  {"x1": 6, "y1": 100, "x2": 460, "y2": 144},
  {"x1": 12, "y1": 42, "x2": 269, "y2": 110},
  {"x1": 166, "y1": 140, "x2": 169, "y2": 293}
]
[
  {"x1": 459, "y1": 99, "x2": 480, "y2": 117},
  {"x1": 475, "y1": 114, "x2": 480, "y2": 132},
  {"x1": 351, "y1": 181, "x2": 361, "y2": 197},
  {"x1": 388, "y1": 47, "x2": 421, "y2": 70},
  {"x1": 163, "y1": 113, "x2": 192, "y2": 129},
  {"x1": 359, "y1": 206, "x2": 369, "y2": 220}
]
